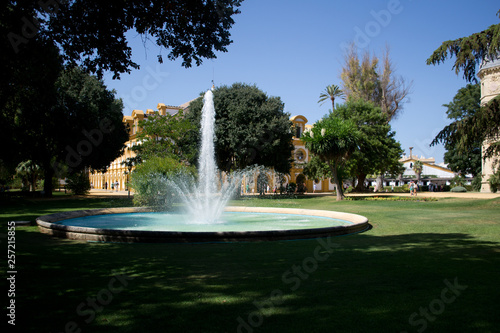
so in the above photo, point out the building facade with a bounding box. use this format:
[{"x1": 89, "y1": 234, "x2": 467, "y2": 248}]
[
  {"x1": 477, "y1": 55, "x2": 500, "y2": 192},
  {"x1": 88, "y1": 103, "x2": 189, "y2": 191},
  {"x1": 91, "y1": 106, "x2": 458, "y2": 194}
]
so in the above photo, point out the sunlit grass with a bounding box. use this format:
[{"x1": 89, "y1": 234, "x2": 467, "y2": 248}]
[{"x1": 1, "y1": 194, "x2": 499, "y2": 332}]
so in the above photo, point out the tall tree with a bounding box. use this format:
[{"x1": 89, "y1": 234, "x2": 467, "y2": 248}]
[
  {"x1": 186, "y1": 83, "x2": 294, "y2": 174},
  {"x1": 336, "y1": 99, "x2": 403, "y2": 192},
  {"x1": 318, "y1": 84, "x2": 344, "y2": 111},
  {"x1": 4, "y1": 0, "x2": 243, "y2": 79},
  {"x1": 301, "y1": 114, "x2": 359, "y2": 201},
  {"x1": 426, "y1": 10, "x2": 500, "y2": 160},
  {"x1": 341, "y1": 44, "x2": 412, "y2": 121},
  {"x1": 23, "y1": 67, "x2": 129, "y2": 196},
  {"x1": 432, "y1": 84, "x2": 482, "y2": 177}
]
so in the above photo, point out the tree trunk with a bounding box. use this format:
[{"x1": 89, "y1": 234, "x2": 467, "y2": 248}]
[
  {"x1": 376, "y1": 174, "x2": 384, "y2": 192},
  {"x1": 355, "y1": 173, "x2": 367, "y2": 192},
  {"x1": 43, "y1": 165, "x2": 54, "y2": 198},
  {"x1": 329, "y1": 162, "x2": 344, "y2": 201}
]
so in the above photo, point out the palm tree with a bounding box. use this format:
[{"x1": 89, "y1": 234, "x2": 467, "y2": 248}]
[
  {"x1": 318, "y1": 84, "x2": 345, "y2": 111},
  {"x1": 413, "y1": 160, "x2": 423, "y2": 182}
]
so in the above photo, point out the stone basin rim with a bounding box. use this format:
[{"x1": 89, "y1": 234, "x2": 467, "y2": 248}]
[{"x1": 36, "y1": 206, "x2": 370, "y2": 243}]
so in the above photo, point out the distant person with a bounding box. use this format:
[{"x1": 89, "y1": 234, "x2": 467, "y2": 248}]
[
  {"x1": 105, "y1": 182, "x2": 108, "y2": 190},
  {"x1": 409, "y1": 181, "x2": 414, "y2": 196},
  {"x1": 313, "y1": 183, "x2": 316, "y2": 193}
]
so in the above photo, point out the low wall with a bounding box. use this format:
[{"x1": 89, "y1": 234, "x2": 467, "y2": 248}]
[{"x1": 36, "y1": 207, "x2": 370, "y2": 243}]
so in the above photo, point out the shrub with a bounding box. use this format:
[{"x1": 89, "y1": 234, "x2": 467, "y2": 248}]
[
  {"x1": 488, "y1": 170, "x2": 500, "y2": 193},
  {"x1": 130, "y1": 156, "x2": 196, "y2": 209},
  {"x1": 66, "y1": 171, "x2": 91, "y2": 195},
  {"x1": 471, "y1": 176, "x2": 482, "y2": 192},
  {"x1": 450, "y1": 186, "x2": 467, "y2": 192}
]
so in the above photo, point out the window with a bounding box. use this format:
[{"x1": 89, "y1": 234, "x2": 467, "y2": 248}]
[
  {"x1": 295, "y1": 125, "x2": 301, "y2": 138},
  {"x1": 295, "y1": 150, "x2": 304, "y2": 161}
]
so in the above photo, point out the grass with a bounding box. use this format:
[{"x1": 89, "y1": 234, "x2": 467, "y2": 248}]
[{"x1": 2, "y1": 194, "x2": 500, "y2": 332}]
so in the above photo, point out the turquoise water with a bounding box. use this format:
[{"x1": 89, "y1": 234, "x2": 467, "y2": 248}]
[{"x1": 57, "y1": 212, "x2": 351, "y2": 232}]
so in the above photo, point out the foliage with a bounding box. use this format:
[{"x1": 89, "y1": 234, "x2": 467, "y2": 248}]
[
  {"x1": 129, "y1": 156, "x2": 195, "y2": 209},
  {"x1": 426, "y1": 11, "x2": 500, "y2": 83},
  {"x1": 450, "y1": 186, "x2": 467, "y2": 193},
  {"x1": 341, "y1": 44, "x2": 412, "y2": 121},
  {"x1": 432, "y1": 95, "x2": 500, "y2": 160},
  {"x1": 133, "y1": 110, "x2": 196, "y2": 163},
  {"x1": 65, "y1": 170, "x2": 91, "y2": 195},
  {"x1": 489, "y1": 168, "x2": 500, "y2": 193},
  {"x1": 303, "y1": 155, "x2": 332, "y2": 181},
  {"x1": 427, "y1": 12, "x2": 500, "y2": 159},
  {"x1": 433, "y1": 84, "x2": 482, "y2": 176},
  {"x1": 302, "y1": 113, "x2": 359, "y2": 200},
  {"x1": 3, "y1": 0, "x2": 242, "y2": 79},
  {"x1": 318, "y1": 84, "x2": 344, "y2": 111},
  {"x1": 412, "y1": 160, "x2": 423, "y2": 181},
  {"x1": 450, "y1": 175, "x2": 466, "y2": 188},
  {"x1": 472, "y1": 176, "x2": 482, "y2": 192},
  {"x1": 186, "y1": 83, "x2": 294, "y2": 174},
  {"x1": 15, "y1": 160, "x2": 43, "y2": 192},
  {"x1": 335, "y1": 99, "x2": 403, "y2": 191}
]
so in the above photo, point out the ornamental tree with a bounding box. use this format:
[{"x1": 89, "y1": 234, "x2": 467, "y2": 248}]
[
  {"x1": 186, "y1": 83, "x2": 294, "y2": 174},
  {"x1": 301, "y1": 114, "x2": 359, "y2": 201}
]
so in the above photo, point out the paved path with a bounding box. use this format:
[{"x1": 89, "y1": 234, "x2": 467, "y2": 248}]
[{"x1": 346, "y1": 191, "x2": 500, "y2": 199}]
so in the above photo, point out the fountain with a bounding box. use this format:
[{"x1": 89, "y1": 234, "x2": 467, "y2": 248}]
[{"x1": 37, "y1": 89, "x2": 369, "y2": 243}]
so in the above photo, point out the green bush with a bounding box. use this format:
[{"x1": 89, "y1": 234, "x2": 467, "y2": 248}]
[
  {"x1": 471, "y1": 176, "x2": 482, "y2": 192},
  {"x1": 488, "y1": 171, "x2": 500, "y2": 193},
  {"x1": 66, "y1": 171, "x2": 91, "y2": 195},
  {"x1": 450, "y1": 186, "x2": 467, "y2": 192},
  {"x1": 130, "y1": 156, "x2": 196, "y2": 209}
]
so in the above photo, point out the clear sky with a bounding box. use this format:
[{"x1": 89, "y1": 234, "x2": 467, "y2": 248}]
[{"x1": 102, "y1": 0, "x2": 500, "y2": 164}]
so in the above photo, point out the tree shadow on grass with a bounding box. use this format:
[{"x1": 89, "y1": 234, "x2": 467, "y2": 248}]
[{"x1": 13, "y1": 229, "x2": 500, "y2": 333}]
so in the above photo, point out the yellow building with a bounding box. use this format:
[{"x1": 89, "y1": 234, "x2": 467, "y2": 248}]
[
  {"x1": 90, "y1": 101, "x2": 339, "y2": 194},
  {"x1": 88, "y1": 103, "x2": 190, "y2": 191}
]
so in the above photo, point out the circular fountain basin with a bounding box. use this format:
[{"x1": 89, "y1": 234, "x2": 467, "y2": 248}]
[{"x1": 36, "y1": 206, "x2": 369, "y2": 243}]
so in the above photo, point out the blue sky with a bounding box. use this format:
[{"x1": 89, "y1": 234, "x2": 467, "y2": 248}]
[{"x1": 102, "y1": 0, "x2": 500, "y2": 164}]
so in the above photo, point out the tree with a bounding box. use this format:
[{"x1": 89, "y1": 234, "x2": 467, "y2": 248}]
[
  {"x1": 412, "y1": 160, "x2": 423, "y2": 182},
  {"x1": 15, "y1": 66, "x2": 129, "y2": 197},
  {"x1": 133, "y1": 110, "x2": 196, "y2": 163},
  {"x1": 426, "y1": 11, "x2": 500, "y2": 159},
  {"x1": 301, "y1": 114, "x2": 359, "y2": 201},
  {"x1": 318, "y1": 84, "x2": 344, "y2": 111},
  {"x1": 426, "y1": 11, "x2": 500, "y2": 83},
  {"x1": 336, "y1": 99, "x2": 403, "y2": 192},
  {"x1": 341, "y1": 44, "x2": 412, "y2": 121},
  {"x1": 432, "y1": 84, "x2": 482, "y2": 178},
  {"x1": 186, "y1": 83, "x2": 294, "y2": 174},
  {"x1": 4, "y1": 0, "x2": 243, "y2": 79},
  {"x1": 15, "y1": 160, "x2": 42, "y2": 192}
]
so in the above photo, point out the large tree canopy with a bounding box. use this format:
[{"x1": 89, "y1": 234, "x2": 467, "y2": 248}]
[
  {"x1": 132, "y1": 110, "x2": 196, "y2": 163},
  {"x1": 432, "y1": 84, "x2": 482, "y2": 178},
  {"x1": 336, "y1": 99, "x2": 403, "y2": 192},
  {"x1": 427, "y1": 10, "x2": 500, "y2": 161},
  {"x1": 301, "y1": 114, "x2": 359, "y2": 201},
  {"x1": 186, "y1": 83, "x2": 294, "y2": 174},
  {"x1": 426, "y1": 11, "x2": 500, "y2": 83},
  {"x1": 5, "y1": 0, "x2": 243, "y2": 78}
]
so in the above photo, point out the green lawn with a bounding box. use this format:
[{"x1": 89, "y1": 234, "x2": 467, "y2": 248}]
[{"x1": 2, "y1": 194, "x2": 499, "y2": 332}]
